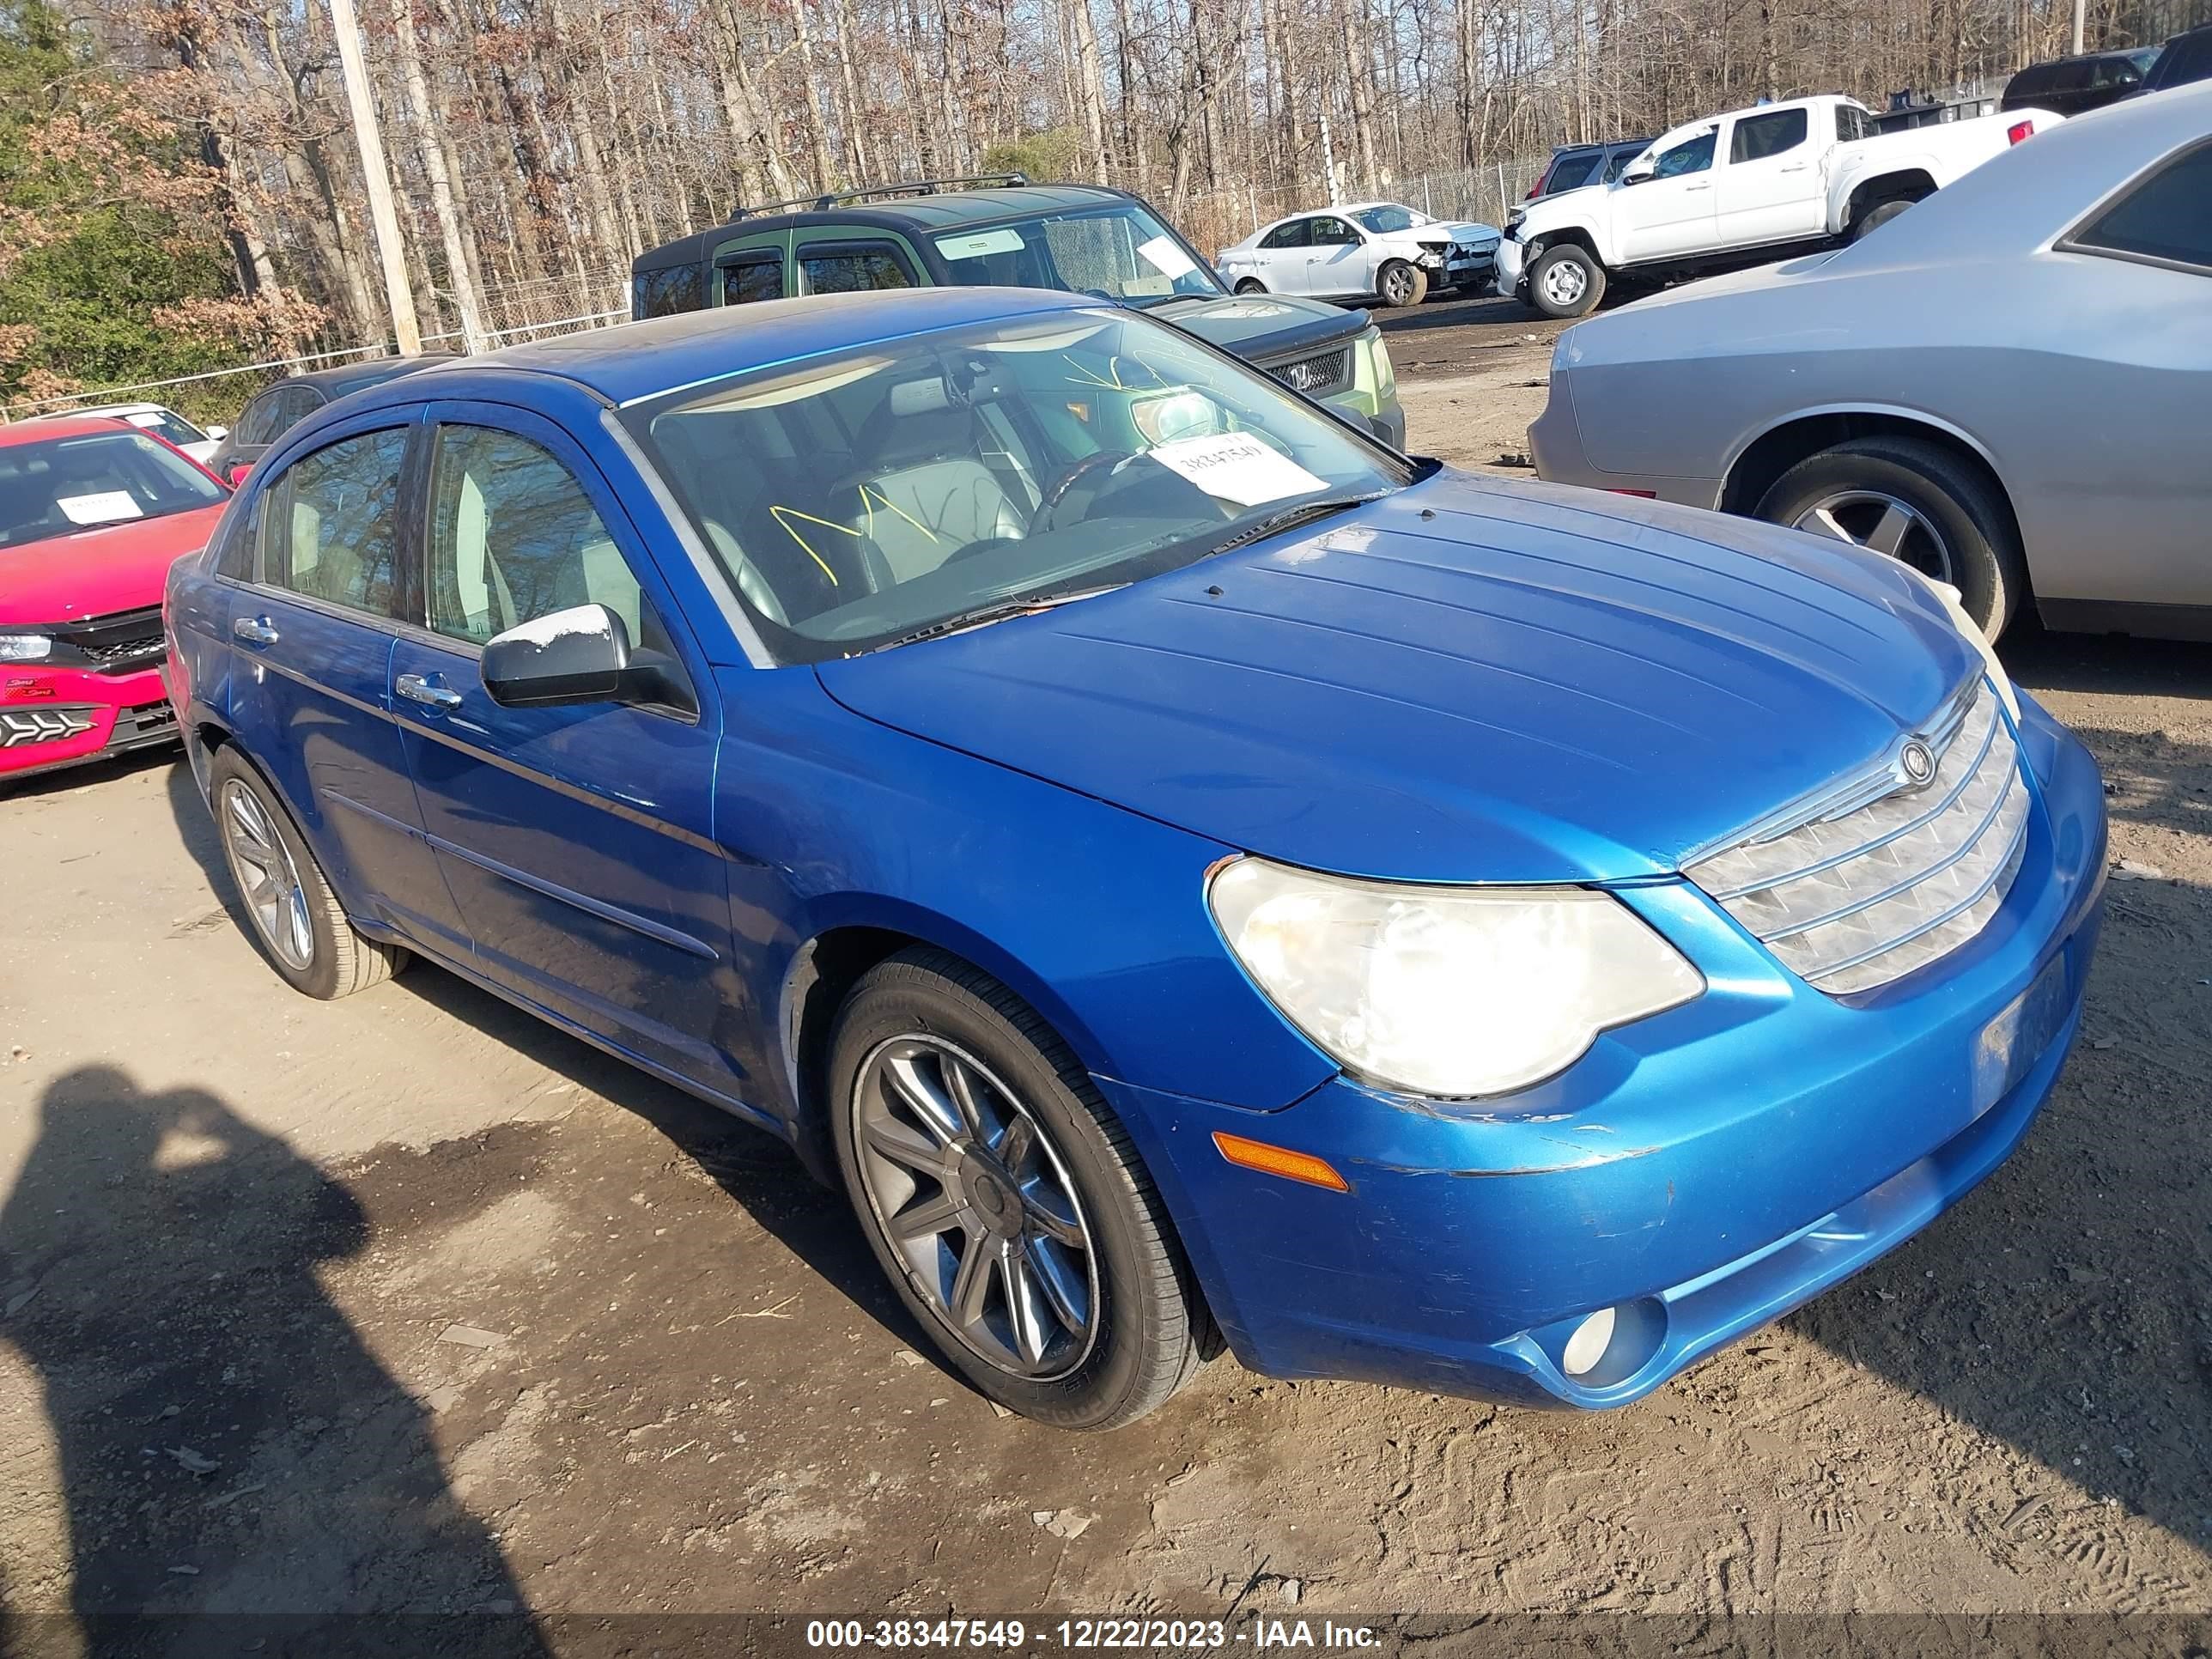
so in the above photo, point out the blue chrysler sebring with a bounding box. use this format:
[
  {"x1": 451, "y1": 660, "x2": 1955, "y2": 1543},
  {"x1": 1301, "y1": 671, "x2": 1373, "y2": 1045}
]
[{"x1": 165, "y1": 288, "x2": 2106, "y2": 1429}]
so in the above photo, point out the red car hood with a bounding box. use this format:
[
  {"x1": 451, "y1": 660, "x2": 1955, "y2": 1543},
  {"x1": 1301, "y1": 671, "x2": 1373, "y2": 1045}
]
[{"x1": 0, "y1": 504, "x2": 228, "y2": 624}]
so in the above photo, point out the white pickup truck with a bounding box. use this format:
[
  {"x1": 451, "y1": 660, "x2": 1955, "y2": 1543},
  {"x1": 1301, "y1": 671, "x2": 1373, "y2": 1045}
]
[{"x1": 1494, "y1": 94, "x2": 2061, "y2": 318}]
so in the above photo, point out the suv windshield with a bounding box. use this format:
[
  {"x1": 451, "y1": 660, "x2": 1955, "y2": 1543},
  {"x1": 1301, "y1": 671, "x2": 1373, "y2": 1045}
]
[
  {"x1": 930, "y1": 205, "x2": 1224, "y2": 305},
  {"x1": 1351, "y1": 204, "x2": 1425, "y2": 234},
  {"x1": 636, "y1": 308, "x2": 1408, "y2": 661},
  {"x1": 0, "y1": 430, "x2": 225, "y2": 550}
]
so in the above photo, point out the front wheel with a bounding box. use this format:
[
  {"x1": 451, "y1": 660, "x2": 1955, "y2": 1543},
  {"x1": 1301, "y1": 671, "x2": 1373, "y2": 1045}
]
[
  {"x1": 1376, "y1": 259, "x2": 1428, "y2": 307},
  {"x1": 1754, "y1": 436, "x2": 2027, "y2": 637},
  {"x1": 828, "y1": 948, "x2": 1206, "y2": 1430},
  {"x1": 208, "y1": 745, "x2": 408, "y2": 999},
  {"x1": 1526, "y1": 243, "x2": 1605, "y2": 319}
]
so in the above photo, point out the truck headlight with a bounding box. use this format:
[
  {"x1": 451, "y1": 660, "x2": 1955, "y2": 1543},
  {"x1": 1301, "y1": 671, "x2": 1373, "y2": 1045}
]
[
  {"x1": 0, "y1": 632, "x2": 53, "y2": 662},
  {"x1": 1208, "y1": 859, "x2": 1704, "y2": 1097},
  {"x1": 1361, "y1": 325, "x2": 1395, "y2": 401}
]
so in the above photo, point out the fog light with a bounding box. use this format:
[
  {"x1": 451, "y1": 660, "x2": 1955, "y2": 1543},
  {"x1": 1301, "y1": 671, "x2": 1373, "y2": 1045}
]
[{"x1": 1561, "y1": 1306, "x2": 1618, "y2": 1376}]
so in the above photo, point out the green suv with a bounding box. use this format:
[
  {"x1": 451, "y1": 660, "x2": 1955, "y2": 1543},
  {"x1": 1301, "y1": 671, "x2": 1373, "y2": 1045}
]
[{"x1": 630, "y1": 175, "x2": 1405, "y2": 449}]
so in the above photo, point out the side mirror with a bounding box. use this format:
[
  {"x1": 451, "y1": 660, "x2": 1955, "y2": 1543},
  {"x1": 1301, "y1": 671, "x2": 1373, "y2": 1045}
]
[
  {"x1": 482, "y1": 603, "x2": 631, "y2": 708},
  {"x1": 1620, "y1": 161, "x2": 1655, "y2": 185},
  {"x1": 226, "y1": 462, "x2": 252, "y2": 487},
  {"x1": 205, "y1": 425, "x2": 229, "y2": 442}
]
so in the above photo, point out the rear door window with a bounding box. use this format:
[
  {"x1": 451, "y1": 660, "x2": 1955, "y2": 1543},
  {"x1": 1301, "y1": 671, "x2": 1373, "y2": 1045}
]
[
  {"x1": 1548, "y1": 152, "x2": 1601, "y2": 191},
  {"x1": 262, "y1": 428, "x2": 410, "y2": 618},
  {"x1": 2067, "y1": 139, "x2": 2212, "y2": 275},
  {"x1": 797, "y1": 241, "x2": 916, "y2": 295},
  {"x1": 1730, "y1": 107, "x2": 1808, "y2": 163},
  {"x1": 1260, "y1": 218, "x2": 1311, "y2": 250},
  {"x1": 721, "y1": 254, "x2": 784, "y2": 304}
]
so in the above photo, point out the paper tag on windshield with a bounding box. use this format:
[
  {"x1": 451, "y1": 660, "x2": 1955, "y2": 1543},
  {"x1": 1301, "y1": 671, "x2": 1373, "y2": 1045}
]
[
  {"x1": 1136, "y1": 234, "x2": 1199, "y2": 279},
  {"x1": 935, "y1": 228, "x2": 1024, "y2": 260},
  {"x1": 58, "y1": 491, "x2": 143, "y2": 526},
  {"x1": 1149, "y1": 432, "x2": 1326, "y2": 507}
]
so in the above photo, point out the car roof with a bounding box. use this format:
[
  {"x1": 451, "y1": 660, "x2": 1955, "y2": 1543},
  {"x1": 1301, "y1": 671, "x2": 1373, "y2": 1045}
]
[
  {"x1": 403, "y1": 286, "x2": 1094, "y2": 410},
  {"x1": 634, "y1": 185, "x2": 1136, "y2": 270},
  {"x1": 77, "y1": 401, "x2": 171, "y2": 416},
  {"x1": 265, "y1": 353, "x2": 466, "y2": 397},
  {"x1": 0, "y1": 415, "x2": 135, "y2": 449}
]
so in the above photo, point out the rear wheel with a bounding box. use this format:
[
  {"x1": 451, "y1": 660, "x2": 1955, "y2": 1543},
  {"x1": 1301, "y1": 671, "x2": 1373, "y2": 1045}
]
[
  {"x1": 209, "y1": 746, "x2": 407, "y2": 999},
  {"x1": 1232, "y1": 277, "x2": 1268, "y2": 296},
  {"x1": 1376, "y1": 259, "x2": 1428, "y2": 307},
  {"x1": 1754, "y1": 436, "x2": 2027, "y2": 636},
  {"x1": 1850, "y1": 198, "x2": 1917, "y2": 241},
  {"x1": 1527, "y1": 243, "x2": 1604, "y2": 319},
  {"x1": 829, "y1": 948, "x2": 1206, "y2": 1430}
]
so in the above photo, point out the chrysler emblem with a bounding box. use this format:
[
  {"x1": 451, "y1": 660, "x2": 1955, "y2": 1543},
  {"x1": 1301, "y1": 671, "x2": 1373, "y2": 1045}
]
[{"x1": 1899, "y1": 739, "x2": 1936, "y2": 787}]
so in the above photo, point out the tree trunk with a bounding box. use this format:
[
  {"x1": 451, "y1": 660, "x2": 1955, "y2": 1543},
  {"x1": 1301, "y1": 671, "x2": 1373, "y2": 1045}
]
[{"x1": 388, "y1": 0, "x2": 487, "y2": 349}]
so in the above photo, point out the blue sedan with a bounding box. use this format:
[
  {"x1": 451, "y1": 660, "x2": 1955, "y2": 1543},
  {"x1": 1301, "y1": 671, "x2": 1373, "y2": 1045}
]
[{"x1": 165, "y1": 287, "x2": 2106, "y2": 1429}]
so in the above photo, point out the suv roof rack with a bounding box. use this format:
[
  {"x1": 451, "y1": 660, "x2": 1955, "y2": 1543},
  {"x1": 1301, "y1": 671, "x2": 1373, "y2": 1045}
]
[{"x1": 730, "y1": 173, "x2": 1033, "y2": 222}]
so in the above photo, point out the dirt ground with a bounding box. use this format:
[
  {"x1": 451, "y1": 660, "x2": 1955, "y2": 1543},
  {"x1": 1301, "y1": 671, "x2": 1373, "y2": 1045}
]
[{"x1": 3, "y1": 301, "x2": 2209, "y2": 1642}]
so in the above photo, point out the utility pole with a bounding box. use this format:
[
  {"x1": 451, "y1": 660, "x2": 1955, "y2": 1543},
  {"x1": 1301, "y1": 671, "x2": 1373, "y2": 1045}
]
[
  {"x1": 328, "y1": 0, "x2": 422, "y2": 355},
  {"x1": 2070, "y1": 0, "x2": 2085, "y2": 54}
]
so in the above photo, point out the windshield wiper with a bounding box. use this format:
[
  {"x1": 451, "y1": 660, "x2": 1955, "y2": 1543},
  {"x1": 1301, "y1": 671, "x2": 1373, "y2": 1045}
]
[
  {"x1": 878, "y1": 584, "x2": 1127, "y2": 652},
  {"x1": 1206, "y1": 490, "x2": 1389, "y2": 556}
]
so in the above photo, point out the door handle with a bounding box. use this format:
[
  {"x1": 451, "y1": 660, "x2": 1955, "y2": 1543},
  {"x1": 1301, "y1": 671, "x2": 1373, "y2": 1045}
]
[
  {"x1": 232, "y1": 616, "x2": 279, "y2": 646},
  {"x1": 394, "y1": 672, "x2": 464, "y2": 712},
  {"x1": 1684, "y1": 182, "x2": 1712, "y2": 191},
  {"x1": 1779, "y1": 162, "x2": 1809, "y2": 173}
]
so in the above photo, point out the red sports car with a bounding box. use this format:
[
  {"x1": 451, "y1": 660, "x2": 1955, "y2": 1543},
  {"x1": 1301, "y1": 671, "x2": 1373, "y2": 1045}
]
[{"x1": 0, "y1": 416, "x2": 229, "y2": 783}]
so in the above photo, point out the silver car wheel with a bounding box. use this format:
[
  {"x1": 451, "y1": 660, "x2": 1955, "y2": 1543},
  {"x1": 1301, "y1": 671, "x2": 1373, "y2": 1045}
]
[
  {"x1": 1539, "y1": 258, "x2": 1588, "y2": 308},
  {"x1": 1793, "y1": 489, "x2": 1956, "y2": 584},
  {"x1": 219, "y1": 778, "x2": 314, "y2": 971},
  {"x1": 850, "y1": 1035, "x2": 1100, "y2": 1381},
  {"x1": 1382, "y1": 264, "x2": 1418, "y2": 306}
]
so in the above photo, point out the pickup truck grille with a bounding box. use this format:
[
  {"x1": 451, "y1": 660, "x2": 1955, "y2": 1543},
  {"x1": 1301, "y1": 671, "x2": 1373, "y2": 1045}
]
[
  {"x1": 1266, "y1": 347, "x2": 1351, "y2": 399},
  {"x1": 1686, "y1": 678, "x2": 2029, "y2": 995}
]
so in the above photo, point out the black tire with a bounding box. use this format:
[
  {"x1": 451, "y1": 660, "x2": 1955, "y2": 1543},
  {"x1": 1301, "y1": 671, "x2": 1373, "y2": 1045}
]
[
  {"x1": 1232, "y1": 277, "x2": 1267, "y2": 295},
  {"x1": 1376, "y1": 259, "x2": 1428, "y2": 308},
  {"x1": 1850, "y1": 198, "x2": 1917, "y2": 241},
  {"x1": 1526, "y1": 242, "x2": 1605, "y2": 319},
  {"x1": 207, "y1": 745, "x2": 407, "y2": 999},
  {"x1": 1753, "y1": 436, "x2": 2027, "y2": 637},
  {"x1": 828, "y1": 947, "x2": 1206, "y2": 1430}
]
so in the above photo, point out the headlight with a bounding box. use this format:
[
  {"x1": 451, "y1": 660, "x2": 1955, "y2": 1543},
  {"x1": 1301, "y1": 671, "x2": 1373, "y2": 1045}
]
[
  {"x1": 0, "y1": 632, "x2": 53, "y2": 662},
  {"x1": 1362, "y1": 326, "x2": 1395, "y2": 400},
  {"x1": 1894, "y1": 564, "x2": 2020, "y2": 723},
  {"x1": 1208, "y1": 859, "x2": 1704, "y2": 1097}
]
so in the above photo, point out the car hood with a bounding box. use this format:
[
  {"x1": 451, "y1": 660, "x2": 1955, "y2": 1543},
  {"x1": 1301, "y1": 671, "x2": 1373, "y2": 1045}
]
[
  {"x1": 816, "y1": 474, "x2": 1979, "y2": 883},
  {"x1": 1152, "y1": 293, "x2": 1368, "y2": 362},
  {"x1": 0, "y1": 503, "x2": 228, "y2": 625}
]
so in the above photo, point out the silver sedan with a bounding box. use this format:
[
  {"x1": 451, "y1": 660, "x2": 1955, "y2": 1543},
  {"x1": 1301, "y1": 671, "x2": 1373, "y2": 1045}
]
[{"x1": 1528, "y1": 82, "x2": 2212, "y2": 639}]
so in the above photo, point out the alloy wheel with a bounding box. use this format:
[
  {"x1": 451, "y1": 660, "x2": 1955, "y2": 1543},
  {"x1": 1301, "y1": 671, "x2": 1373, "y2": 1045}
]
[
  {"x1": 1792, "y1": 489, "x2": 1956, "y2": 584},
  {"x1": 1382, "y1": 265, "x2": 1417, "y2": 305},
  {"x1": 1540, "y1": 258, "x2": 1587, "y2": 309},
  {"x1": 849, "y1": 1034, "x2": 1099, "y2": 1381},
  {"x1": 219, "y1": 779, "x2": 315, "y2": 971}
]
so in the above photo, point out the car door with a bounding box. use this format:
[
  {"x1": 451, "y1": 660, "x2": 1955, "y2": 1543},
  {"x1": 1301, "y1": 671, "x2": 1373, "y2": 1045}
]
[
  {"x1": 1713, "y1": 106, "x2": 1823, "y2": 245},
  {"x1": 1249, "y1": 216, "x2": 1311, "y2": 289},
  {"x1": 1304, "y1": 216, "x2": 1370, "y2": 296},
  {"x1": 221, "y1": 414, "x2": 471, "y2": 956},
  {"x1": 2029, "y1": 138, "x2": 2212, "y2": 610},
  {"x1": 1615, "y1": 125, "x2": 1721, "y2": 263},
  {"x1": 385, "y1": 402, "x2": 740, "y2": 1093}
]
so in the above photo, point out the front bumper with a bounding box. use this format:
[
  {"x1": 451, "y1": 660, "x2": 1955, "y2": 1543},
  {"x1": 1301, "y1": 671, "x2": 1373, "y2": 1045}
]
[
  {"x1": 0, "y1": 662, "x2": 178, "y2": 782},
  {"x1": 1427, "y1": 249, "x2": 1497, "y2": 290},
  {"x1": 1105, "y1": 692, "x2": 2106, "y2": 1407}
]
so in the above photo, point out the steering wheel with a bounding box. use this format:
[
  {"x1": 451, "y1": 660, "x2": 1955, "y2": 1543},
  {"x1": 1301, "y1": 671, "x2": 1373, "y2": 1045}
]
[{"x1": 1037, "y1": 450, "x2": 1134, "y2": 528}]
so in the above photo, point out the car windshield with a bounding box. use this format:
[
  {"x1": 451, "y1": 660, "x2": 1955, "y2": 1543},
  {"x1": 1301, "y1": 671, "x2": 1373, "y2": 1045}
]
[
  {"x1": 636, "y1": 308, "x2": 1409, "y2": 661},
  {"x1": 930, "y1": 205, "x2": 1224, "y2": 305},
  {"x1": 1351, "y1": 204, "x2": 1425, "y2": 234},
  {"x1": 100, "y1": 408, "x2": 209, "y2": 448},
  {"x1": 0, "y1": 430, "x2": 225, "y2": 550}
]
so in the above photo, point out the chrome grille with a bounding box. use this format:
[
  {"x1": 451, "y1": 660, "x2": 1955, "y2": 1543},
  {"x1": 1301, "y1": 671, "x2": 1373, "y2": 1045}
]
[
  {"x1": 1267, "y1": 347, "x2": 1351, "y2": 398},
  {"x1": 1686, "y1": 678, "x2": 2030, "y2": 995}
]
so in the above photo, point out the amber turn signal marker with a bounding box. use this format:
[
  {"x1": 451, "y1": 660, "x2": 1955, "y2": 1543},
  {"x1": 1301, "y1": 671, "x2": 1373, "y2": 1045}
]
[{"x1": 1211, "y1": 1130, "x2": 1350, "y2": 1193}]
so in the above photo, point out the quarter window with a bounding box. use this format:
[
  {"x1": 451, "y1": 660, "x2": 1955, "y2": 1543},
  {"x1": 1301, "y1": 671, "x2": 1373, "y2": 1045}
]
[
  {"x1": 2069, "y1": 141, "x2": 2212, "y2": 274},
  {"x1": 1731, "y1": 108, "x2": 1808, "y2": 163},
  {"x1": 797, "y1": 243, "x2": 915, "y2": 295},
  {"x1": 264, "y1": 428, "x2": 410, "y2": 617},
  {"x1": 1549, "y1": 152, "x2": 1601, "y2": 191},
  {"x1": 635, "y1": 264, "x2": 706, "y2": 319},
  {"x1": 424, "y1": 424, "x2": 659, "y2": 652},
  {"x1": 1653, "y1": 129, "x2": 1718, "y2": 178}
]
